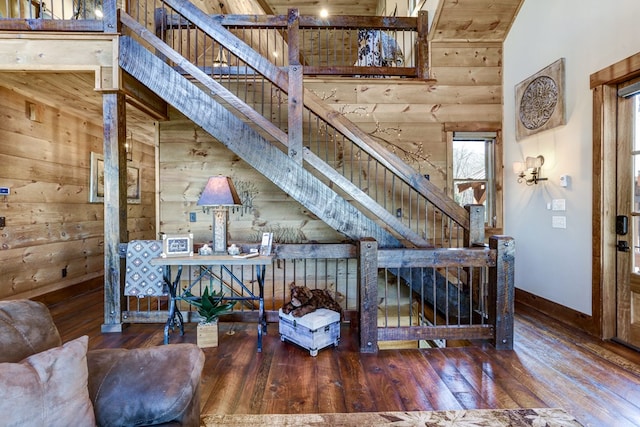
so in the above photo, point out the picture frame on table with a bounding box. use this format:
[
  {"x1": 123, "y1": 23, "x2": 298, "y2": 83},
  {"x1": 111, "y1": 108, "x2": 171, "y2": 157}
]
[
  {"x1": 260, "y1": 232, "x2": 273, "y2": 256},
  {"x1": 161, "y1": 233, "x2": 194, "y2": 258}
]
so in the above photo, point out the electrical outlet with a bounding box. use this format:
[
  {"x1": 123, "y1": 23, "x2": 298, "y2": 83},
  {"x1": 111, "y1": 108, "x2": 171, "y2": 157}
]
[{"x1": 189, "y1": 212, "x2": 197, "y2": 222}]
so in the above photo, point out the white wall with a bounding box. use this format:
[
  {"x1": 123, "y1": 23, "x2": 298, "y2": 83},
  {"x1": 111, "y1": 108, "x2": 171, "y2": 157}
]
[{"x1": 503, "y1": 0, "x2": 640, "y2": 315}]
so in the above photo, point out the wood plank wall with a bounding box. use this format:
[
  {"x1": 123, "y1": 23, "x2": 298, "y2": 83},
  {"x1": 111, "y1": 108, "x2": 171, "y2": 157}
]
[
  {"x1": 159, "y1": 113, "x2": 346, "y2": 245},
  {"x1": 158, "y1": 40, "x2": 503, "y2": 243},
  {"x1": 0, "y1": 85, "x2": 157, "y2": 300}
]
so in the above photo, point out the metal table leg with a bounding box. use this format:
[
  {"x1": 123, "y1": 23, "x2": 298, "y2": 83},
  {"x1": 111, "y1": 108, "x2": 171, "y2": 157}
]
[
  {"x1": 256, "y1": 264, "x2": 266, "y2": 352},
  {"x1": 163, "y1": 265, "x2": 185, "y2": 345}
]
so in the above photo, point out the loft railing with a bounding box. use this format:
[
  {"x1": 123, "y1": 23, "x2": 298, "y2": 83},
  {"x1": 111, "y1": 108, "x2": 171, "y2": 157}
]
[
  {"x1": 0, "y1": 0, "x2": 102, "y2": 19},
  {"x1": 155, "y1": 9, "x2": 427, "y2": 78},
  {"x1": 0, "y1": 0, "x2": 110, "y2": 30}
]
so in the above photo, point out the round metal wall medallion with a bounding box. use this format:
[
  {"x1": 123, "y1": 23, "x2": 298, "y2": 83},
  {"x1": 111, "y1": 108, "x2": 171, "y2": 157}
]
[{"x1": 518, "y1": 76, "x2": 559, "y2": 130}]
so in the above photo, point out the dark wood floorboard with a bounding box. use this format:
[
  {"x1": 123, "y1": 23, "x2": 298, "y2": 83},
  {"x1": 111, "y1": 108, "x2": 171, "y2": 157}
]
[{"x1": 48, "y1": 289, "x2": 640, "y2": 427}]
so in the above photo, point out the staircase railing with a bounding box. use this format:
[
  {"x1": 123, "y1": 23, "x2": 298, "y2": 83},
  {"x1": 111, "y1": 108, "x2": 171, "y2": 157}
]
[
  {"x1": 358, "y1": 236, "x2": 514, "y2": 352},
  {"x1": 131, "y1": 0, "x2": 473, "y2": 248}
]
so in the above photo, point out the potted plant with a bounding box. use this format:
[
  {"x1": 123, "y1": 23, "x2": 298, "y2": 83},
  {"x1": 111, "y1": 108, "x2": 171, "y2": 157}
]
[{"x1": 182, "y1": 287, "x2": 234, "y2": 348}]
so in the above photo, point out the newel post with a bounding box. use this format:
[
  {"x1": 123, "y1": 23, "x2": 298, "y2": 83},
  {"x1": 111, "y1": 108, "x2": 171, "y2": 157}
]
[
  {"x1": 358, "y1": 238, "x2": 378, "y2": 353},
  {"x1": 465, "y1": 204, "x2": 485, "y2": 247},
  {"x1": 416, "y1": 10, "x2": 429, "y2": 80},
  {"x1": 488, "y1": 235, "x2": 515, "y2": 350},
  {"x1": 102, "y1": 0, "x2": 118, "y2": 33}
]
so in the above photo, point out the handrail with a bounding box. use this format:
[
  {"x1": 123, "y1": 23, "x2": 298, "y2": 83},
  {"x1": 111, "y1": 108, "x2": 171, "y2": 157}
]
[{"x1": 209, "y1": 14, "x2": 418, "y2": 29}]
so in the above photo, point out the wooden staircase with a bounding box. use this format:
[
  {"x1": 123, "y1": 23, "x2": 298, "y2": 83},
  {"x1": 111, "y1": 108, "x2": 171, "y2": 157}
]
[
  {"x1": 120, "y1": 35, "x2": 401, "y2": 248},
  {"x1": 118, "y1": 0, "x2": 476, "y2": 250}
]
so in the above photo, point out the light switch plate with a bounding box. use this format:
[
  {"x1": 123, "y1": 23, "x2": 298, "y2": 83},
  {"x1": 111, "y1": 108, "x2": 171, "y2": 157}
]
[
  {"x1": 551, "y1": 199, "x2": 566, "y2": 211},
  {"x1": 552, "y1": 216, "x2": 567, "y2": 229}
]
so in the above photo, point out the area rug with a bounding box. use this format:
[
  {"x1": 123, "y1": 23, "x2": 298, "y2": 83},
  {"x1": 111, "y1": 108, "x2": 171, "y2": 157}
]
[{"x1": 202, "y1": 407, "x2": 583, "y2": 426}]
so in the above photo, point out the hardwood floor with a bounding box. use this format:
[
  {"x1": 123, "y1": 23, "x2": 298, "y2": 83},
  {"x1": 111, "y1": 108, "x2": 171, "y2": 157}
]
[{"x1": 47, "y1": 289, "x2": 640, "y2": 427}]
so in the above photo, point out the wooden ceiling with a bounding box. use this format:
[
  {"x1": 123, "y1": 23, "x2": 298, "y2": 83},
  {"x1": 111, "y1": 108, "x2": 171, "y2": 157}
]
[
  {"x1": 429, "y1": 0, "x2": 524, "y2": 42},
  {"x1": 0, "y1": 0, "x2": 524, "y2": 138}
]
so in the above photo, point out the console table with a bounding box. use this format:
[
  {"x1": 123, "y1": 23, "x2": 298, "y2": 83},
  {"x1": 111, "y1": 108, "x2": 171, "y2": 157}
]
[{"x1": 150, "y1": 254, "x2": 273, "y2": 351}]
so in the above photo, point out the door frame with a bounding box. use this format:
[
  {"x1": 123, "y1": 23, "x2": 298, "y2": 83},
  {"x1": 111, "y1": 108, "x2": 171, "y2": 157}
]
[{"x1": 592, "y1": 52, "x2": 640, "y2": 339}]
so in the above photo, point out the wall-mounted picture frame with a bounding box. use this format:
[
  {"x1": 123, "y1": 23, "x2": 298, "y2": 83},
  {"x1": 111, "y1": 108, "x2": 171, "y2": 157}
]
[
  {"x1": 161, "y1": 233, "x2": 194, "y2": 258},
  {"x1": 515, "y1": 58, "x2": 566, "y2": 141},
  {"x1": 89, "y1": 152, "x2": 141, "y2": 204}
]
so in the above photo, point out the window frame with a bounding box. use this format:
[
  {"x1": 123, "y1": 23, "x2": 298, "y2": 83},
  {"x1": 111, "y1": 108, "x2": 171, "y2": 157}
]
[{"x1": 450, "y1": 132, "x2": 497, "y2": 228}]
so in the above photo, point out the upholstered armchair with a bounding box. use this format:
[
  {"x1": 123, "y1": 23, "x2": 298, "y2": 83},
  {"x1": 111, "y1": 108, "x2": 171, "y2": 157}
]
[{"x1": 0, "y1": 299, "x2": 204, "y2": 427}]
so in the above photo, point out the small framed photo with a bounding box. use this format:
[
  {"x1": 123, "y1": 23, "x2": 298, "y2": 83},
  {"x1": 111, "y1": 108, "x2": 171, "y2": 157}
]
[
  {"x1": 260, "y1": 232, "x2": 273, "y2": 256},
  {"x1": 161, "y1": 233, "x2": 194, "y2": 258}
]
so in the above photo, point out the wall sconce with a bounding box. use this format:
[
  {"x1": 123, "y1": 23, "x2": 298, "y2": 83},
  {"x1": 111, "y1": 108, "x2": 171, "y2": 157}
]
[
  {"x1": 125, "y1": 131, "x2": 133, "y2": 162},
  {"x1": 513, "y1": 155, "x2": 548, "y2": 185},
  {"x1": 197, "y1": 176, "x2": 242, "y2": 254}
]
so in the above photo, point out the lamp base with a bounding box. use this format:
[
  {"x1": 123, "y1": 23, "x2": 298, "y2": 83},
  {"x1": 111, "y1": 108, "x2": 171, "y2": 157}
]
[{"x1": 212, "y1": 207, "x2": 228, "y2": 254}]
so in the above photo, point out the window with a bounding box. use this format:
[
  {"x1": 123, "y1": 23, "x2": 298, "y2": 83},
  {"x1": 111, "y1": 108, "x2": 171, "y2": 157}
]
[{"x1": 452, "y1": 132, "x2": 496, "y2": 227}]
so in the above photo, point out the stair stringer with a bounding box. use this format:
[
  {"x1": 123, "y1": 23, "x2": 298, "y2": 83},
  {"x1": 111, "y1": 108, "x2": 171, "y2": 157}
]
[{"x1": 119, "y1": 36, "x2": 402, "y2": 248}]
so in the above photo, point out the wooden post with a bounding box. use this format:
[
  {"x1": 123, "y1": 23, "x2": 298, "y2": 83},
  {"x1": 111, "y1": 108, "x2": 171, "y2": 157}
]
[
  {"x1": 465, "y1": 204, "x2": 485, "y2": 247},
  {"x1": 358, "y1": 238, "x2": 378, "y2": 353},
  {"x1": 101, "y1": 92, "x2": 128, "y2": 333},
  {"x1": 488, "y1": 235, "x2": 514, "y2": 350},
  {"x1": 288, "y1": 8, "x2": 303, "y2": 164},
  {"x1": 464, "y1": 204, "x2": 485, "y2": 320},
  {"x1": 415, "y1": 11, "x2": 429, "y2": 80},
  {"x1": 102, "y1": 0, "x2": 117, "y2": 33}
]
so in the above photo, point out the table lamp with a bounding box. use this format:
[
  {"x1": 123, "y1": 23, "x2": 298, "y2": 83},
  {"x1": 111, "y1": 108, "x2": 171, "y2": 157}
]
[{"x1": 197, "y1": 176, "x2": 242, "y2": 254}]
